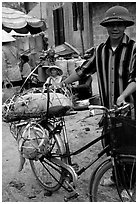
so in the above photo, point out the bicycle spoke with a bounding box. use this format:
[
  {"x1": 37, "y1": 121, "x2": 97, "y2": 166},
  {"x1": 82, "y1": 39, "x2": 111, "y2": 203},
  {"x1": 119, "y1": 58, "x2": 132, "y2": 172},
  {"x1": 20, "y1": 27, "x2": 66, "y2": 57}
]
[
  {"x1": 40, "y1": 157, "x2": 63, "y2": 185},
  {"x1": 30, "y1": 131, "x2": 66, "y2": 192},
  {"x1": 89, "y1": 156, "x2": 136, "y2": 202}
]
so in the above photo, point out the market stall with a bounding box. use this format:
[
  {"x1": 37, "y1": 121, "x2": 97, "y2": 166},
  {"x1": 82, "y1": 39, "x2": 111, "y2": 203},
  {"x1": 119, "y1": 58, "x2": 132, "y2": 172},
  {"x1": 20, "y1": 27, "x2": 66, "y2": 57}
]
[
  {"x1": 2, "y1": 7, "x2": 48, "y2": 76},
  {"x1": 2, "y1": 6, "x2": 44, "y2": 34}
]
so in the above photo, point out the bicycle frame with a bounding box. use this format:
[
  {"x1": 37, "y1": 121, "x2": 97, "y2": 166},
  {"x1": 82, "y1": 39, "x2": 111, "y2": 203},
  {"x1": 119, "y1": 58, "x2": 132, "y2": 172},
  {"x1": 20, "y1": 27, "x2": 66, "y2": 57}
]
[
  {"x1": 29, "y1": 102, "x2": 134, "y2": 201},
  {"x1": 50, "y1": 113, "x2": 109, "y2": 180},
  {"x1": 49, "y1": 103, "x2": 132, "y2": 182},
  {"x1": 62, "y1": 119, "x2": 107, "y2": 176}
]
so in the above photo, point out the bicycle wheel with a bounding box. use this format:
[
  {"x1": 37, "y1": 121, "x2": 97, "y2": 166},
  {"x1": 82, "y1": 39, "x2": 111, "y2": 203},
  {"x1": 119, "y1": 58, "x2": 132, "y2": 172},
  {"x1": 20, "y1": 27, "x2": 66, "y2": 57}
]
[
  {"x1": 89, "y1": 155, "x2": 136, "y2": 202},
  {"x1": 30, "y1": 132, "x2": 67, "y2": 192}
]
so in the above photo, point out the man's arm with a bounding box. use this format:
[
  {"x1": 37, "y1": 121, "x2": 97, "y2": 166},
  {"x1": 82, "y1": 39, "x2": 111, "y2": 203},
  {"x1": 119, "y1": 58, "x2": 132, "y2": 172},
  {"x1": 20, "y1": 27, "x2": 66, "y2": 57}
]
[
  {"x1": 117, "y1": 54, "x2": 136, "y2": 106},
  {"x1": 116, "y1": 81, "x2": 136, "y2": 106},
  {"x1": 60, "y1": 48, "x2": 96, "y2": 86},
  {"x1": 61, "y1": 70, "x2": 81, "y2": 85}
]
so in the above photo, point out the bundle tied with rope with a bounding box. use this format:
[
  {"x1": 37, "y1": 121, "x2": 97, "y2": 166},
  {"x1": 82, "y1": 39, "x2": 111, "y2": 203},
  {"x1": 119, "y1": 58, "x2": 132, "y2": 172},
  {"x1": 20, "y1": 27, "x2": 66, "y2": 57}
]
[
  {"x1": 21, "y1": 123, "x2": 50, "y2": 160},
  {"x1": 9, "y1": 121, "x2": 50, "y2": 160},
  {"x1": 2, "y1": 86, "x2": 73, "y2": 123},
  {"x1": 3, "y1": 86, "x2": 73, "y2": 160}
]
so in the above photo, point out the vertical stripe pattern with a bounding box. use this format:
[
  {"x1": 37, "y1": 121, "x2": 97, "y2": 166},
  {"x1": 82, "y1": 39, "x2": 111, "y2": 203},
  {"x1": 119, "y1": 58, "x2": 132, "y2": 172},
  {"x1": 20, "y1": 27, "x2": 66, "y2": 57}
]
[{"x1": 76, "y1": 34, "x2": 136, "y2": 108}]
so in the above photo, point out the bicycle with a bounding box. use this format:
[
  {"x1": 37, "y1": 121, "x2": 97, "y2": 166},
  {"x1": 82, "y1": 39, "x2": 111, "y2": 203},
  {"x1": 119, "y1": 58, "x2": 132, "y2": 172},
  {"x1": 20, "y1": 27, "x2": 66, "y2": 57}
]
[
  {"x1": 88, "y1": 104, "x2": 136, "y2": 202},
  {"x1": 3, "y1": 84, "x2": 135, "y2": 202},
  {"x1": 28, "y1": 102, "x2": 136, "y2": 202}
]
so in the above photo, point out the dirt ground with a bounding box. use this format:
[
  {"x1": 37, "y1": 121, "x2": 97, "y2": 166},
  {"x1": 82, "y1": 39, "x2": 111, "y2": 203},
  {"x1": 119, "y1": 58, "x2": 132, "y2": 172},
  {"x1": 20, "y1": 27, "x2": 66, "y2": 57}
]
[{"x1": 2, "y1": 73, "x2": 106, "y2": 202}]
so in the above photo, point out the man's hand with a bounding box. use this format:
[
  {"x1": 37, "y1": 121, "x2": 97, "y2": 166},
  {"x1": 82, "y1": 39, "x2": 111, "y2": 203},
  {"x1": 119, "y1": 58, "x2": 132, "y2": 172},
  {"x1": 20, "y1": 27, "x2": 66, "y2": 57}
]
[{"x1": 116, "y1": 95, "x2": 125, "y2": 106}]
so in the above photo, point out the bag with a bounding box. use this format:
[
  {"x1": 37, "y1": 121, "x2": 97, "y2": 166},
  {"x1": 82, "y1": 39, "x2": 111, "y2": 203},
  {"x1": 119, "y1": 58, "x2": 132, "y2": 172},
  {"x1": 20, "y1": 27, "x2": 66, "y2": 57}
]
[{"x1": 7, "y1": 65, "x2": 22, "y2": 81}]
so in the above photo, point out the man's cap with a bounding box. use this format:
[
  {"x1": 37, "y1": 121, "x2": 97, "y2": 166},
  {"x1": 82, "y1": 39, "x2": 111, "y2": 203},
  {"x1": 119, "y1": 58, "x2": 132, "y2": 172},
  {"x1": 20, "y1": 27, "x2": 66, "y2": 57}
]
[{"x1": 100, "y1": 6, "x2": 134, "y2": 27}]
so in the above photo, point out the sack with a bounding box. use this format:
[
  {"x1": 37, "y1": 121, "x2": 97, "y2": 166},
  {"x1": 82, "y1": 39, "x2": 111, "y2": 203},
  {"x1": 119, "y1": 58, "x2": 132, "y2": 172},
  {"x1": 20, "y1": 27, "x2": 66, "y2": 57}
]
[{"x1": 7, "y1": 65, "x2": 22, "y2": 81}]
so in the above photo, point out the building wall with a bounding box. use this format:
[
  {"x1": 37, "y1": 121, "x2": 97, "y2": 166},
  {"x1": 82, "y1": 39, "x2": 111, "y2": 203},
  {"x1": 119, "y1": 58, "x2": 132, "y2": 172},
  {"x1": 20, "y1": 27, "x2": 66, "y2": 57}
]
[
  {"x1": 63, "y1": 2, "x2": 92, "y2": 53},
  {"x1": 46, "y1": 2, "x2": 136, "y2": 52}
]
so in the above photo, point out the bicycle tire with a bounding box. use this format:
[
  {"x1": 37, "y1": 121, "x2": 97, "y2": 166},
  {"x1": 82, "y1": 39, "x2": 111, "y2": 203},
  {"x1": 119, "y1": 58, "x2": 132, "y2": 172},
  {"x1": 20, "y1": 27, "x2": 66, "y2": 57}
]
[
  {"x1": 30, "y1": 131, "x2": 67, "y2": 192},
  {"x1": 89, "y1": 155, "x2": 136, "y2": 202}
]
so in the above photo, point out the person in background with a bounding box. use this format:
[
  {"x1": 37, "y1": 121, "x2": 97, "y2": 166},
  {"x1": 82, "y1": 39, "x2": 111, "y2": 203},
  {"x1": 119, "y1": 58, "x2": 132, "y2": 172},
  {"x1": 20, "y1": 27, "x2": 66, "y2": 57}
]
[
  {"x1": 19, "y1": 54, "x2": 32, "y2": 89},
  {"x1": 44, "y1": 65, "x2": 63, "y2": 90},
  {"x1": 72, "y1": 74, "x2": 92, "y2": 100},
  {"x1": 59, "y1": 5, "x2": 136, "y2": 189},
  {"x1": 2, "y1": 31, "x2": 22, "y2": 87},
  {"x1": 42, "y1": 33, "x2": 49, "y2": 51}
]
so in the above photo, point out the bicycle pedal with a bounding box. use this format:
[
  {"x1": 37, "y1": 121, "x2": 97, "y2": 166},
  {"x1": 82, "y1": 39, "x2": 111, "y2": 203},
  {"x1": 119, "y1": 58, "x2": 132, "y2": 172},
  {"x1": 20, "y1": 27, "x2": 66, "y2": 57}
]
[
  {"x1": 64, "y1": 191, "x2": 79, "y2": 202},
  {"x1": 64, "y1": 179, "x2": 75, "y2": 192},
  {"x1": 71, "y1": 163, "x2": 79, "y2": 172}
]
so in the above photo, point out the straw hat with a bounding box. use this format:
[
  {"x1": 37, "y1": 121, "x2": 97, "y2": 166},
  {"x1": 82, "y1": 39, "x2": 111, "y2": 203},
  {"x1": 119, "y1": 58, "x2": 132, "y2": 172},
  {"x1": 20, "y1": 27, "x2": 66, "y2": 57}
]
[
  {"x1": 46, "y1": 65, "x2": 63, "y2": 76},
  {"x1": 2, "y1": 29, "x2": 16, "y2": 42}
]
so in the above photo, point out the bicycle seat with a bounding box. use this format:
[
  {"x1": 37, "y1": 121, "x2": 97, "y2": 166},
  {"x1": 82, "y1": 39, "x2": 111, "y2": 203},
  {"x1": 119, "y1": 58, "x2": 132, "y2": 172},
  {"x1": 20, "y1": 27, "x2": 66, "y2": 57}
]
[{"x1": 48, "y1": 105, "x2": 71, "y2": 118}]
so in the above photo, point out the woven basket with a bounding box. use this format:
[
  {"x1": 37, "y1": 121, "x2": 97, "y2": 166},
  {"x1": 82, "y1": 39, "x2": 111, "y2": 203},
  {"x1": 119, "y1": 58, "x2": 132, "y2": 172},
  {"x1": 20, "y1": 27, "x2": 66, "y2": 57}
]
[{"x1": 104, "y1": 116, "x2": 136, "y2": 155}]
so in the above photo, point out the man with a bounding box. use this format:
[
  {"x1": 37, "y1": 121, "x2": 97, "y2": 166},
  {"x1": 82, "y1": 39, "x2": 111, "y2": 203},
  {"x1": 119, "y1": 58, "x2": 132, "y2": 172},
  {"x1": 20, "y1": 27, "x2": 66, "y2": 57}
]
[
  {"x1": 60, "y1": 5, "x2": 136, "y2": 186},
  {"x1": 61, "y1": 5, "x2": 135, "y2": 109}
]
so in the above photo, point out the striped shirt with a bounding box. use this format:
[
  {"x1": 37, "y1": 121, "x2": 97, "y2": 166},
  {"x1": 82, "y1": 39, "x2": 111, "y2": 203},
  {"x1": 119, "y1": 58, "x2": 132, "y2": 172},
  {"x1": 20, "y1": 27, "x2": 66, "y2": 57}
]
[{"x1": 76, "y1": 34, "x2": 136, "y2": 108}]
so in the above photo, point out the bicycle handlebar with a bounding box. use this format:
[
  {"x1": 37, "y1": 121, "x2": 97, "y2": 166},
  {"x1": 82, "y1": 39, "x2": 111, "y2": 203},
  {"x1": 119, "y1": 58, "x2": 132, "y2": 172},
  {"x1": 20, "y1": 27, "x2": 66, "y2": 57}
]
[{"x1": 88, "y1": 103, "x2": 130, "y2": 116}]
